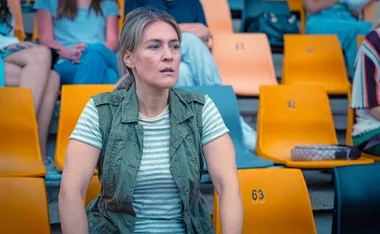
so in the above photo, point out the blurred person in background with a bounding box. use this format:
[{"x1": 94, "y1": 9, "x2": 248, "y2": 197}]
[{"x1": 34, "y1": 0, "x2": 120, "y2": 85}]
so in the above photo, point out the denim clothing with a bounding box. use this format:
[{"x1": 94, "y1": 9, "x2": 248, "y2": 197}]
[{"x1": 54, "y1": 43, "x2": 118, "y2": 85}]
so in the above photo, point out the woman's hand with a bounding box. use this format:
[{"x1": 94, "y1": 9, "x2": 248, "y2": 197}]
[
  {"x1": 58, "y1": 43, "x2": 86, "y2": 63},
  {"x1": 5, "y1": 41, "x2": 35, "y2": 50},
  {"x1": 179, "y1": 23, "x2": 213, "y2": 45}
]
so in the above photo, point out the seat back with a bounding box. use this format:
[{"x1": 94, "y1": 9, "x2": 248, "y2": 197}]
[
  {"x1": 346, "y1": 88, "x2": 354, "y2": 146},
  {"x1": 357, "y1": 35, "x2": 365, "y2": 48},
  {"x1": 212, "y1": 33, "x2": 277, "y2": 96},
  {"x1": 200, "y1": 0, "x2": 233, "y2": 33},
  {"x1": 332, "y1": 164, "x2": 380, "y2": 234},
  {"x1": 0, "y1": 88, "x2": 42, "y2": 161},
  {"x1": 286, "y1": 0, "x2": 306, "y2": 33},
  {"x1": 0, "y1": 177, "x2": 50, "y2": 234},
  {"x1": 84, "y1": 175, "x2": 102, "y2": 207},
  {"x1": 363, "y1": 1, "x2": 378, "y2": 22},
  {"x1": 214, "y1": 168, "x2": 316, "y2": 234},
  {"x1": 8, "y1": 0, "x2": 25, "y2": 41},
  {"x1": 283, "y1": 35, "x2": 350, "y2": 95},
  {"x1": 55, "y1": 85, "x2": 115, "y2": 170},
  {"x1": 118, "y1": 0, "x2": 125, "y2": 32},
  {"x1": 257, "y1": 85, "x2": 337, "y2": 163},
  {"x1": 180, "y1": 85, "x2": 273, "y2": 168}
]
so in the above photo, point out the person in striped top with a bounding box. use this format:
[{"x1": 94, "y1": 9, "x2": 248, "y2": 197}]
[
  {"x1": 59, "y1": 7, "x2": 243, "y2": 234},
  {"x1": 351, "y1": 19, "x2": 380, "y2": 156}
]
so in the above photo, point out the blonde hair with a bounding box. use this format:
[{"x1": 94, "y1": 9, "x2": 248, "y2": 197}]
[{"x1": 115, "y1": 7, "x2": 181, "y2": 90}]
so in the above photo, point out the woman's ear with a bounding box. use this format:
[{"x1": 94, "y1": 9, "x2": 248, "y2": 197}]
[{"x1": 123, "y1": 50, "x2": 134, "y2": 68}]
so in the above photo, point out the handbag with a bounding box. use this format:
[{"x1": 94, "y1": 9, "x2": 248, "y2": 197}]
[
  {"x1": 245, "y1": 12, "x2": 299, "y2": 47},
  {"x1": 291, "y1": 144, "x2": 361, "y2": 161}
]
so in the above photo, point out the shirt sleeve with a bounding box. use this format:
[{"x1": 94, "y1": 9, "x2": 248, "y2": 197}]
[
  {"x1": 201, "y1": 95, "x2": 229, "y2": 145},
  {"x1": 33, "y1": 0, "x2": 52, "y2": 12},
  {"x1": 69, "y1": 98, "x2": 103, "y2": 150},
  {"x1": 102, "y1": 0, "x2": 120, "y2": 18},
  {"x1": 194, "y1": 0, "x2": 207, "y2": 26},
  {"x1": 352, "y1": 30, "x2": 380, "y2": 109}
]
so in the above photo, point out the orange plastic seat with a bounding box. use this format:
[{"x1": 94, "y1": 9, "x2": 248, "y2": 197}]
[
  {"x1": 84, "y1": 175, "x2": 102, "y2": 207},
  {"x1": 118, "y1": 0, "x2": 125, "y2": 32},
  {"x1": 213, "y1": 168, "x2": 317, "y2": 234},
  {"x1": 200, "y1": 0, "x2": 233, "y2": 34},
  {"x1": 8, "y1": 0, "x2": 26, "y2": 41},
  {"x1": 363, "y1": 1, "x2": 377, "y2": 22},
  {"x1": 55, "y1": 85, "x2": 114, "y2": 170},
  {"x1": 0, "y1": 88, "x2": 46, "y2": 177},
  {"x1": 212, "y1": 33, "x2": 277, "y2": 96},
  {"x1": 256, "y1": 85, "x2": 374, "y2": 168},
  {"x1": 286, "y1": 0, "x2": 306, "y2": 33},
  {"x1": 357, "y1": 35, "x2": 365, "y2": 48},
  {"x1": 283, "y1": 35, "x2": 351, "y2": 95},
  {"x1": 0, "y1": 177, "x2": 50, "y2": 234}
]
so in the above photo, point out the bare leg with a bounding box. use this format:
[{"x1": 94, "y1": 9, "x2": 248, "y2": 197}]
[
  {"x1": 4, "y1": 45, "x2": 52, "y2": 113},
  {"x1": 4, "y1": 62, "x2": 22, "y2": 86},
  {"x1": 37, "y1": 71, "x2": 60, "y2": 160}
]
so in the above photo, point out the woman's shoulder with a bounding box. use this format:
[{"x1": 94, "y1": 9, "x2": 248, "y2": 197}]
[
  {"x1": 363, "y1": 28, "x2": 380, "y2": 54},
  {"x1": 171, "y1": 88, "x2": 206, "y2": 104}
]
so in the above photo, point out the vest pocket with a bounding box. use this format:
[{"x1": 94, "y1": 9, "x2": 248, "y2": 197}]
[{"x1": 88, "y1": 215, "x2": 119, "y2": 234}]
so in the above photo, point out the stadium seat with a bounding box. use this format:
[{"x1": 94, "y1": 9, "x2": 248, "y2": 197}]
[
  {"x1": 212, "y1": 33, "x2": 277, "y2": 96},
  {"x1": 0, "y1": 177, "x2": 50, "y2": 234},
  {"x1": 0, "y1": 88, "x2": 46, "y2": 177},
  {"x1": 228, "y1": 0, "x2": 244, "y2": 11},
  {"x1": 32, "y1": 16, "x2": 38, "y2": 41},
  {"x1": 200, "y1": 0, "x2": 233, "y2": 34},
  {"x1": 213, "y1": 168, "x2": 317, "y2": 234},
  {"x1": 357, "y1": 35, "x2": 365, "y2": 48},
  {"x1": 55, "y1": 85, "x2": 114, "y2": 171},
  {"x1": 286, "y1": 0, "x2": 306, "y2": 33},
  {"x1": 332, "y1": 164, "x2": 380, "y2": 234},
  {"x1": 363, "y1": 1, "x2": 377, "y2": 22},
  {"x1": 8, "y1": 0, "x2": 26, "y2": 41},
  {"x1": 283, "y1": 35, "x2": 351, "y2": 95},
  {"x1": 118, "y1": 0, "x2": 125, "y2": 31},
  {"x1": 84, "y1": 175, "x2": 102, "y2": 208},
  {"x1": 256, "y1": 85, "x2": 374, "y2": 168},
  {"x1": 181, "y1": 85, "x2": 273, "y2": 169}
]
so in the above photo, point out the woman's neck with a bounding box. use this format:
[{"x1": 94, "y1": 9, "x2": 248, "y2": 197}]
[{"x1": 135, "y1": 83, "x2": 169, "y2": 118}]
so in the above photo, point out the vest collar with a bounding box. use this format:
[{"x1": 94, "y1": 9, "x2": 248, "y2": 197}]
[{"x1": 120, "y1": 85, "x2": 195, "y2": 124}]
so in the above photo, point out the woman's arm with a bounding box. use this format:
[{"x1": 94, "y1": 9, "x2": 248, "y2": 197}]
[
  {"x1": 105, "y1": 16, "x2": 119, "y2": 52},
  {"x1": 303, "y1": 0, "x2": 339, "y2": 14},
  {"x1": 59, "y1": 140, "x2": 100, "y2": 234},
  {"x1": 204, "y1": 134, "x2": 243, "y2": 234}
]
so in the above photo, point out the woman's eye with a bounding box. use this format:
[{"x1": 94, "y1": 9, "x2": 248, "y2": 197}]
[
  {"x1": 171, "y1": 44, "x2": 180, "y2": 50},
  {"x1": 148, "y1": 44, "x2": 159, "y2": 50}
]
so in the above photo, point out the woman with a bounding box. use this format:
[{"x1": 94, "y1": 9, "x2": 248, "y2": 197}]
[
  {"x1": 304, "y1": 0, "x2": 375, "y2": 78},
  {"x1": 34, "y1": 0, "x2": 120, "y2": 85},
  {"x1": 0, "y1": 0, "x2": 60, "y2": 164},
  {"x1": 59, "y1": 7, "x2": 243, "y2": 233},
  {"x1": 351, "y1": 18, "x2": 380, "y2": 156}
]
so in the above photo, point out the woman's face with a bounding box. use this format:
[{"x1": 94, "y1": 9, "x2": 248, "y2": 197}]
[{"x1": 125, "y1": 20, "x2": 181, "y2": 89}]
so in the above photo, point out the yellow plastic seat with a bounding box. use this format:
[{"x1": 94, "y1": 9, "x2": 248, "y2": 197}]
[
  {"x1": 8, "y1": 0, "x2": 26, "y2": 41},
  {"x1": 212, "y1": 33, "x2": 278, "y2": 96},
  {"x1": 286, "y1": 0, "x2": 306, "y2": 34},
  {"x1": 0, "y1": 88, "x2": 46, "y2": 177},
  {"x1": 213, "y1": 168, "x2": 317, "y2": 234},
  {"x1": 200, "y1": 0, "x2": 233, "y2": 34},
  {"x1": 55, "y1": 85, "x2": 115, "y2": 171},
  {"x1": 357, "y1": 35, "x2": 365, "y2": 48},
  {"x1": 0, "y1": 177, "x2": 50, "y2": 234},
  {"x1": 283, "y1": 35, "x2": 351, "y2": 95},
  {"x1": 256, "y1": 85, "x2": 374, "y2": 168},
  {"x1": 84, "y1": 175, "x2": 102, "y2": 207}
]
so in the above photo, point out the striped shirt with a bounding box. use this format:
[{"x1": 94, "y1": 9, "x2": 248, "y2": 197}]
[
  {"x1": 352, "y1": 28, "x2": 380, "y2": 136},
  {"x1": 70, "y1": 95, "x2": 229, "y2": 233}
]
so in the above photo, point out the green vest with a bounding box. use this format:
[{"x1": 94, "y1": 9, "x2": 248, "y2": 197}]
[{"x1": 86, "y1": 85, "x2": 215, "y2": 234}]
